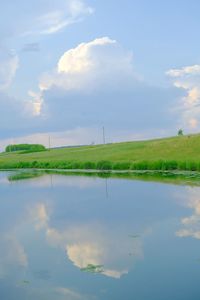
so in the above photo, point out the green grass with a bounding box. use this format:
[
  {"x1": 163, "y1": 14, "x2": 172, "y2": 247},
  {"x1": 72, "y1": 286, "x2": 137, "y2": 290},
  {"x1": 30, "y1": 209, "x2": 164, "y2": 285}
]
[{"x1": 1, "y1": 134, "x2": 200, "y2": 171}]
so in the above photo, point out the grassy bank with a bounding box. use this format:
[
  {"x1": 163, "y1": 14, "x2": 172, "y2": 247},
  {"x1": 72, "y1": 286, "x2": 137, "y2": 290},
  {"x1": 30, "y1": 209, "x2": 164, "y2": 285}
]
[{"x1": 1, "y1": 134, "x2": 200, "y2": 171}]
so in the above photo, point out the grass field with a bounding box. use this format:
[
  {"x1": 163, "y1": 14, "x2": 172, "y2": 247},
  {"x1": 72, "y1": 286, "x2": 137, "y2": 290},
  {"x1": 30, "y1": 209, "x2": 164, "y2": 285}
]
[{"x1": 1, "y1": 134, "x2": 200, "y2": 171}]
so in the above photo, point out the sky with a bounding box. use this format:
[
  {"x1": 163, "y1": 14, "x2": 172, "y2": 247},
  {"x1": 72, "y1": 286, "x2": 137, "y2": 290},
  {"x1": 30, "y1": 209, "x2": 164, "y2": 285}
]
[{"x1": 1, "y1": 0, "x2": 200, "y2": 150}]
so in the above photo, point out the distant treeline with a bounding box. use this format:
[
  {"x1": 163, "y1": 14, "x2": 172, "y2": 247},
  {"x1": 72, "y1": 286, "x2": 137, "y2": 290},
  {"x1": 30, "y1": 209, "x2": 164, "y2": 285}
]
[{"x1": 5, "y1": 144, "x2": 46, "y2": 153}]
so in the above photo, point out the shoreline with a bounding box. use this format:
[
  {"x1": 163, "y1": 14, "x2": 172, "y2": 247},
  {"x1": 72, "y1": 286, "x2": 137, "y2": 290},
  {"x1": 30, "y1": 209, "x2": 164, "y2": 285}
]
[
  {"x1": 2, "y1": 168, "x2": 200, "y2": 176},
  {"x1": 5, "y1": 168, "x2": 200, "y2": 187}
]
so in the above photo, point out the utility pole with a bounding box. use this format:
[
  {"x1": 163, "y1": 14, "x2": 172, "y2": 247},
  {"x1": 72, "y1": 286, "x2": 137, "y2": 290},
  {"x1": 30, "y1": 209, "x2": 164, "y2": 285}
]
[
  {"x1": 48, "y1": 136, "x2": 51, "y2": 151},
  {"x1": 102, "y1": 126, "x2": 106, "y2": 145}
]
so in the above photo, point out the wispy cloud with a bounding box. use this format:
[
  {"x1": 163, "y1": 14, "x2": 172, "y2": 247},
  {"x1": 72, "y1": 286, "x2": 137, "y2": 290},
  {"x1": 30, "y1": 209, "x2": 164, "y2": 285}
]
[
  {"x1": 21, "y1": 0, "x2": 94, "y2": 36},
  {"x1": 167, "y1": 64, "x2": 200, "y2": 131},
  {"x1": 0, "y1": 49, "x2": 18, "y2": 90}
]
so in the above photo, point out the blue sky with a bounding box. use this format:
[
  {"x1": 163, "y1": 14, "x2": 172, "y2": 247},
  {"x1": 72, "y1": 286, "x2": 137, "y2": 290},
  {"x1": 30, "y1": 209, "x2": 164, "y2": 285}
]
[{"x1": 1, "y1": 0, "x2": 200, "y2": 149}]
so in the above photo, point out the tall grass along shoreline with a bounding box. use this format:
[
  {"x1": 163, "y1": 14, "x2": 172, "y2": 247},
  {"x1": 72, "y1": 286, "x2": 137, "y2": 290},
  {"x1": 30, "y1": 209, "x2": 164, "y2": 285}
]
[{"x1": 1, "y1": 159, "x2": 200, "y2": 172}]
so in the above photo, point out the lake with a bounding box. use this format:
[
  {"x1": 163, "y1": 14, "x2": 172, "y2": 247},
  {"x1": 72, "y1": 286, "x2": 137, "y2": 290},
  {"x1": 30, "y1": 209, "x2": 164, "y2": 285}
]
[{"x1": 0, "y1": 171, "x2": 200, "y2": 299}]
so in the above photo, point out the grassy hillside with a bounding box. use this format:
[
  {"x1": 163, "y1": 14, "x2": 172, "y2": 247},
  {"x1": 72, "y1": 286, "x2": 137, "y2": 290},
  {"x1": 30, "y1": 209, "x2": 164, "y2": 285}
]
[{"x1": 1, "y1": 134, "x2": 200, "y2": 171}]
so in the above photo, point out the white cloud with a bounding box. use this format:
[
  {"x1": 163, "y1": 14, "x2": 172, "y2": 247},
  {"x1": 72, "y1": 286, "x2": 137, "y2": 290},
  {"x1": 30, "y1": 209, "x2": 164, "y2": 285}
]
[
  {"x1": 0, "y1": 234, "x2": 28, "y2": 278},
  {"x1": 66, "y1": 242, "x2": 129, "y2": 279},
  {"x1": 0, "y1": 50, "x2": 18, "y2": 90},
  {"x1": 28, "y1": 36, "x2": 136, "y2": 115},
  {"x1": 0, "y1": 1, "x2": 94, "y2": 137},
  {"x1": 167, "y1": 65, "x2": 200, "y2": 78},
  {"x1": 176, "y1": 188, "x2": 200, "y2": 240},
  {"x1": 0, "y1": 175, "x2": 148, "y2": 282},
  {"x1": 57, "y1": 37, "x2": 116, "y2": 74},
  {"x1": 30, "y1": 203, "x2": 49, "y2": 230},
  {"x1": 54, "y1": 287, "x2": 84, "y2": 300},
  {"x1": 26, "y1": 0, "x2": 94, "y2": 36},
  {"x1": 1, "y1": 0, "x2": 93, "y2": 38},
  {"x1": 25, "y1": 37, "x2": 178, "y2": 142},
  {"x1": 0, "y1": 35, "x2": 180, "y2": 142},
  {"x1": 167, "y1": 64, "x2": 200, "y2": 131},
  {"x1": 42, "y1": 36, "x2": 134, "y2": 90},
  {"x1": 27, "y1": 90, "x2": 43, "y2": 116},
  {"x1": 46, "y1": 224, "x2": 143, "y2": 279},
  {"x1": 66, "y1": 242, "x2": 103, "y2": 268}
]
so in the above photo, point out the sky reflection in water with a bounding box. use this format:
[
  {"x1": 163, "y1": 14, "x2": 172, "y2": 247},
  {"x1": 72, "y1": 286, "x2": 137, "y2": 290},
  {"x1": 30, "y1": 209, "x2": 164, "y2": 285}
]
[{"x1": 0, "y1": 171, "x2": 200, "y2": 300}]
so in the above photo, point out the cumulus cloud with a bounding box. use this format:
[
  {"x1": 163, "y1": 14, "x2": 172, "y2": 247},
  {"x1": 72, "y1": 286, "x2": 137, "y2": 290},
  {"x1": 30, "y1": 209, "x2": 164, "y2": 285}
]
[
  {"x1": 167, "y1": 64, "x2": 200, "y2": 131},
  {"x1": 46, "y1": 224, "x2": 143, "y2": 279},
  {"x1": 0, "y1": 1, "x2": 189, "y2": 144},
  {"x1": 9, "y1": 195, "x2": 144, "y2": 280},
  {"x1": 37, "y1": 36, "x2": 135, "y2": 94},
  {"x1": 0, "y1": 172, "x2": 148, "y2": 283},
  {"x1": 28, "y1": 36, "x2": 135, "y2": 115},
  {"x1": 26, "y1": 37, "x2": 179, "y2": 141},
  {"x1": 0, "y1": 36, "x2": 182, "y2": 145}
]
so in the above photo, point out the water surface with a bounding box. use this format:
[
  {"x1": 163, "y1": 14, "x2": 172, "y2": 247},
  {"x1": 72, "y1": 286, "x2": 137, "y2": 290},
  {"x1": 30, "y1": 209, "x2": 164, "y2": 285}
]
[{"x1": 0, "y1": 171, "x2": 200, "y2": 299}]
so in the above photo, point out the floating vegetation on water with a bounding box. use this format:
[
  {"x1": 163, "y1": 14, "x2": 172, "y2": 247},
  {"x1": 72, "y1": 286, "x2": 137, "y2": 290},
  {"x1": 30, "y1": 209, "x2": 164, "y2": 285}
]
[{"x1": 80, "y1": 264, "x2": 104, "y2": 273}]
